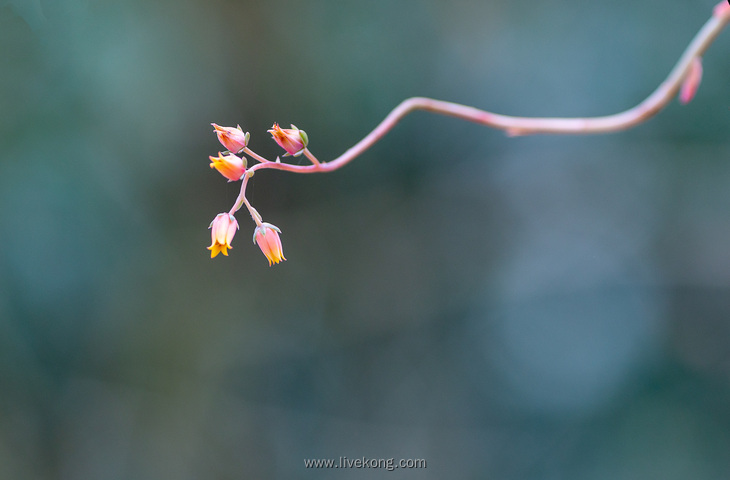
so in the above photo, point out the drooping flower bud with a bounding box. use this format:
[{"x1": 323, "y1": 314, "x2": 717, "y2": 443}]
[
  {"x1": 209, "y1": 152, "x2": 247, "y2": 182},
  {"x1": 268, "y1": 123, "x2": 308, "y2": 156},
  {"x1": 208, "y1": 213, "x2": 239, "y2": 258},
  {"x1": 211, "y1": 123, "x2": 249, "y2": 153},
  {"x1": 679, "y1": 57, "x2": 703, "y2": 105},
  {"x1": 253, "y1": 222, "x2": 286, "y2": 266}
]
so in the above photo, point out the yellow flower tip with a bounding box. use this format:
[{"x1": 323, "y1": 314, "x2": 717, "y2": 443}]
[
  {"x1": 208, "y1": 213, "x2": 238, "y2": 259},
  {"x1": 209, "y1": 152, "x2": 246, "y2": 182},
  {"x1": 253, "y1": 223, "x2": 286, "y2": 266}
]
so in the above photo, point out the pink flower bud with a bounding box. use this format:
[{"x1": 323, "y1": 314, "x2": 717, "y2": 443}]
[
  {"x1": 713, "y1": 1, "x2": 730, "y2": 18},
  {"x1": 268, "y1": 123, "x2": 308, "y2": 156},
  {"x1": 209, "y1": 152, "x2": 247, "y2": 182},
  {"x1": 679, "y1": 57, "x2": 703, "y2": 105},
  {"x1": 208, "y1": 213, "x2": 239, "y2": 258},
  {"x1": 211, "y1": 123, "x2": 249, "y2": 153},
  {"x1": 253, "y1": 223, "x2": 286, "y2": 266}
]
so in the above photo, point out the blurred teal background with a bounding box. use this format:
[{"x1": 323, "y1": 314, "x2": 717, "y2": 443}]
[{"x1": 2, "y1": 0, "x2": 730, "y2": 478}]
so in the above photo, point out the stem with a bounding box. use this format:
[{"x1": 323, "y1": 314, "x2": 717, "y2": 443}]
[
  {"x1": 242, "y1": 147, "x2": 272, "y2": 164},
  {"x1": 253, "y1": 6, "x2": 728, "y2": 178},
  {"x1": 230, "y1": 172, "x2": 262, "y2": 225},
  {"x1": 228, "y1": 5, "x2": 730, "y2": 222},
  {"x1": 303, "y1": 148, "x2": 321, "y2": 166},
  {"x1": 317, "y1": 7, "x2": 729, "y2": 170}
]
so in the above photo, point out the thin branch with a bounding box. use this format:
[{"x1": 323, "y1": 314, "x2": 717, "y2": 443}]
[
  {"x1": 232, "y1": 4, "x2": 730, "y2": 216},
  {"x1": 316, "y1": 6, "x2": 730, "y2": 172}
]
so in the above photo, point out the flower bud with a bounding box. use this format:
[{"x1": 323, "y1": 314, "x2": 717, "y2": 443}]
[
  {"x1": 209, "y1": 152, "x2": 247, "y2": 182},
  {"x1": 212, "y1": 123, "x2": 249, "y2": 153},
  {"x1": 208, "y1": 213, "x2": 239, "y2": 258},
  {"x1": 253, "y1": 223, "x2": 286, "y2": 266},
  {"x1": 679, "y1": 57, "x2": 703, "y2": 105},
  {"x1": 268, "y1": 123, "x2": 308, "y2": 156},
  {"x1": 713, "y1": 1, "x2": 730, "y2": 18}
]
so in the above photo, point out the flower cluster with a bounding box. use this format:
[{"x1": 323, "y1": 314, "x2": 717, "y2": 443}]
[
  {"x1": 205, "y1": 122, "x2": 316, "y2": 265},
  {"x1": 202, "y1": 3, "x2": 729, "y2": 265}
]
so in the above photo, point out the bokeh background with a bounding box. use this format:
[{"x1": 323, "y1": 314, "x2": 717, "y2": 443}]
[{"x1": 2, "y1": 0, "x2": 730, "y2": 478}]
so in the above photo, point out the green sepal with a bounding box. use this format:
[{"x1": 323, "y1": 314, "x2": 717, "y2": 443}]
[{"x1": 262, "y1": 222, "x2": 281, "y2": 233}]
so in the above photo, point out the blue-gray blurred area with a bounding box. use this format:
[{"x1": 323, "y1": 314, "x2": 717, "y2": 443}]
[{"x1": 2, "y1": 0, "x2": 730, "y2": 478}]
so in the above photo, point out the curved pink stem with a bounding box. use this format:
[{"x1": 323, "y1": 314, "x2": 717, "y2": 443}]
[{"x1": 232, "y1": 5, "x2": 730, "y2": 215}]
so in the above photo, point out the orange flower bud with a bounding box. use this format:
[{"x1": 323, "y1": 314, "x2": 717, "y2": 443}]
[
  {"x1": 208, "y1": 213, "x2": 239, "y2": 258},
  {"x1": 211, "y1": 123, "x2": 249, "y2": 153},
  {"x1": 253, "y1": 223, "x2": 286, "y2": 266},
  {"x1": 268, "y1": 123, "x2": 308, "y2": 156},
  {"x1": 209, "y1": 152, "x2": 247, "y2": 182}
]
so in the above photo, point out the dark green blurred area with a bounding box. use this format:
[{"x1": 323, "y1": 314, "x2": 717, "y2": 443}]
[{"x1": 2, "y1": 0, "x2": 730, "y2": 478}]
